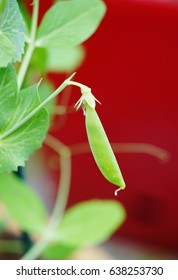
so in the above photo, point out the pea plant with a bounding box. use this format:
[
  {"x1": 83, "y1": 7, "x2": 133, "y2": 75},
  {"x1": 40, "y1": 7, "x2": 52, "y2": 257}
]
[{"x1": 0, "y1": 0, "x2": 127, "y2": 260}]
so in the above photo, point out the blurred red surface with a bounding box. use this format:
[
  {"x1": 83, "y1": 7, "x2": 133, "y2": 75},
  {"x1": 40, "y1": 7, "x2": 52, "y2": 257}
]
[{"x1": 30, "y1": 0, "x2": 178, "y2": 252}]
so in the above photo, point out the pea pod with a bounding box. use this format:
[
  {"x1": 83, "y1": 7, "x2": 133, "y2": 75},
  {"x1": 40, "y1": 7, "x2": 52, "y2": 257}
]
[{"x1": 85, "y1": 103, "x2": 126, "y2": 190}]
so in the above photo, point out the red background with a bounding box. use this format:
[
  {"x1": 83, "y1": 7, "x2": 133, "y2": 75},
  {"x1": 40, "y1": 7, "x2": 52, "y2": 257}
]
[{"x1": 30, "y1": 0, "x2": 178, "y2": 254}]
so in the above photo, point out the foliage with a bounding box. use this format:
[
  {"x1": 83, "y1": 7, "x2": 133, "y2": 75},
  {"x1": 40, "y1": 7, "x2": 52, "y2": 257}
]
[
  {"x1": 0, "y1": 0, "x2": 126, "y2": 260},
  {"x1": 0, "y1": 65, "x2": 48, "y2": 173},
  {"x1": 0, "y1": 0, "x2": 25, "y2": 66}
]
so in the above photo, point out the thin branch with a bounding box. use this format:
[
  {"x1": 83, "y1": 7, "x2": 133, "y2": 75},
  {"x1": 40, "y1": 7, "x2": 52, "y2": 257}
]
[
  {"x1": 21, "y1": 135, "x2": 72, "y2": 260},
  {"x1": 45, "y1": 135, "x2": 72, "y2": 228},
  {"x1": 69, "y1": 142, "x2": 170, "y2": 162},
  {"x1": 17, "y1": 0, "x2": 40, "y2": 89}
]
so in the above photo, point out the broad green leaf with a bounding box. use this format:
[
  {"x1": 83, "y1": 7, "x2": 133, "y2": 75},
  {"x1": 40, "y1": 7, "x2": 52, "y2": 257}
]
[
  {"x1": 43, "y1": 243, "x2": 77, "y2": 260},
  {"x1": 0, "y1": 0, "x2": 6, "y2": 15},
  {"x1": 46, "y1": 46, "x2": 85, "y2": 73},
  {"x1": 32, "y1": 46, "x2": 85, "y2": 74},
  {"x1": 36, "y1": 0, "x2": 106, "y2": 48},
  {"x1": 0, "y1": 0, "x2": 26, "y2": 66},
  {"x1": 0, "y1": 173, "x2": 48, "y2": 233},
  {"x1": 0, "y1": 65, "x2": 18, "y2": 131},
  {"x1": 0, "y1": 0, "x2": 5, "y2": 7},
  {"x1": 0, "y1": 64, "x2": 49, "y2": 173},
  {"x1": 31, "y1": 47, "x2": 48, "y2": 73},
  {"x1": 56, "y1": 200, "x2": 126, "y2": 246},
  {"x1": 0, "y1": 33, "x2": 14, "y2": 68},
  {"x1": 17, "y1": 0, "x2": 31, "y2": 34}
]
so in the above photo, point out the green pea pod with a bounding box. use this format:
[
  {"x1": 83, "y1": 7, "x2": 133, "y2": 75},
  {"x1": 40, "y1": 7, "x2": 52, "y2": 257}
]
[{"x1": 85, "y1": 103, "x2": 126, "y2": 190}]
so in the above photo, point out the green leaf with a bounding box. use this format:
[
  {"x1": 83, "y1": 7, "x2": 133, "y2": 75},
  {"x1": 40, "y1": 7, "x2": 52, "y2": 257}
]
[
  {"x1": 32, "y1": 46, "x2": 85, "y2": 74},
  {"x1": 17, "y1": 0, "x2": 31, "y2": 35},
  {"x1": 31, "y1": 47, "x2": 48, "y2": 73},
  {"x1": 36, "y1": 0, "x2": 106, "y2": 48},
  {"x1": 46, "y1": 46, "x2": 85, "y2": 73},
  {"x1": 0, "y1": 0, "x2": 6, "y2": 15},
  {"x1": 0, "y1": 64, "x2": 49, "y2": 173},
  {"x1": 0, "y1": 0, "x2": 26, "y2": 66},
  {"x1": 0, "y1": 33, "x2": 15, "y2": 69},
  {"x1": 56, "y1": 200, "x2": 126, "y2": 246},
  {"x1": 0, "y1": 173, "x2": 48, "y2": 233},
  {"x1": 43, "y1": 243, "x2": 77, "y2": 260},
  {"x1": 0, "y1": 65, "x2": 18, "y2": 131}
]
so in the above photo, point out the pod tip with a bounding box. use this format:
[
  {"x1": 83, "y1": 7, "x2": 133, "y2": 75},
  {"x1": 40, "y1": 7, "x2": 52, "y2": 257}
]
[{"x1": 114, "y1": 181, "x2": 126, "y2": 196}]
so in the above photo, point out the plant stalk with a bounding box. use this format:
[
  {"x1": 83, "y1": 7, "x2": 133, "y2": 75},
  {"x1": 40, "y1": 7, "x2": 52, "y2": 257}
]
[
  {"x1": 45, "y1": 135, "x2": 72, "y2": 228},
  {"x1": 69, "y1": 142, "x2": 170, "y2": 162},
  {"x1": 21, "y1": 136, "x2": 72, "y2": 260},
  {"x1": 17, "y1": 0, "x2": 40, "y2": 89},
  {"x1": 21, "y1": 236, "x2": 48, "y2": 260}
]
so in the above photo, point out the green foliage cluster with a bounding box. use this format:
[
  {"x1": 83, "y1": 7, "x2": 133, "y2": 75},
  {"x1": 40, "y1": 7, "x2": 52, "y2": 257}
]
[{"x1": 0, "y1": 0, "x2": 126, "y2": 260}]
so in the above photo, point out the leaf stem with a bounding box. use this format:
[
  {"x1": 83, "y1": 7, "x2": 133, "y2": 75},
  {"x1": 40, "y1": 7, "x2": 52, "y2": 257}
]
[
  {"x1": 21, "y1": 236, "x2": 48, "y2": 260},
  {"x1": 17, "y1": 0, "x2": 40, "y2": 89},
  {"x1": 0, "y1": 73, "x2": 75, "y2": 140},
  {"x1": 68, "y1": 81, "x2": 91, "y2": 92},
  {"x1": 21, "y1": 136, "x2": 72, "y2": 260},
  {"x1": 69, "y1": 142, "x2": 170, "y2": 162},
  {"x1": 45, "y1": 135, "x2": 72, "y2": 228}
]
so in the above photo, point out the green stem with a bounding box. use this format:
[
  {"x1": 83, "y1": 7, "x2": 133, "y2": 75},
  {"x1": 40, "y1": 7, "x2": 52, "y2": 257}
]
[
  {"x1": 45, "y1": 135, "x2": 72, "y2": 228},
  {"x1": 0, "y1": 73, "x2": 75, "y2": 140},
  {"x1": 21, "y1": 236, "x2": 47, "y2": 260},
  {"x1": 68, "y1": 81, "x2": 91, "y2": 93},
  {"x1": 17, "y1": 0, "x2": 40, "y2": 89},
  {"x1": 21, "y1": 136, "x2": 72, "y2": 260},
  {"x1": 69, "y1": 142, "x2": 170, "y2": 162}
]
